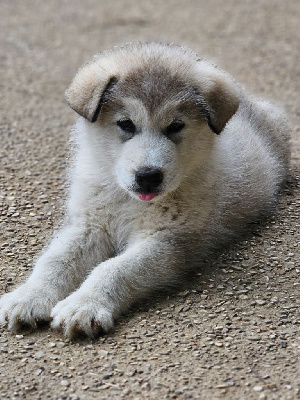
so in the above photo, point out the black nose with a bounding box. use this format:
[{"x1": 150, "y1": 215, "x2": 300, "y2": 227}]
[{"x1": 135, "y1": 168, "x2": 163, "y2": 192}]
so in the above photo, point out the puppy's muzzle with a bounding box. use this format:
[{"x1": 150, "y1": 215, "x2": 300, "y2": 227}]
[{"x1": 135, "y1": 168, "x2": 163, "y2": 193}]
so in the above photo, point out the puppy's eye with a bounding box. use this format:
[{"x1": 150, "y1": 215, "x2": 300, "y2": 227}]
[
  {"x1": 117, "y1": 119, "x2": 136, "y2": 134},
  {"x1": 165, "y1": 120, "x2": 185, "y2": 136},
  {"x1": 164, "y1": 120, "x2": 185, "y2": 144}
]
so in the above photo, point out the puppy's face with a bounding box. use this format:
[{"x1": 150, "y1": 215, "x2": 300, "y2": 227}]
[
  {"x1": 67, "y1": 43, "x2": 240, "y2": 201},
  {"x1": 97, "y1": 75, "x2": 214, "y2": 201}
]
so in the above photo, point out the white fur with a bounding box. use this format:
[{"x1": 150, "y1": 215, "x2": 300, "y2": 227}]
[{"x1": 0, "y1": 42, "x2": 290, "y2": 338}]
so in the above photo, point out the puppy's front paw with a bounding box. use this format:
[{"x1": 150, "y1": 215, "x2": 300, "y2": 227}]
[
  {"x1": 51, "y1": 292, "x2": 114, "y2": 339},
  {"x1": 0, "y1": 284, "x2": 56, "y2": 332}
]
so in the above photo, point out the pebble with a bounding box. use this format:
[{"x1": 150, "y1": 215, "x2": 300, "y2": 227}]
[
  {"x1": 34, "y1": 351, "x2": 46, "y2": 359},
  {"x1": 1, "y1": 347, "x2": 8, "y2": 353},
  {"x1": 35, "y1": 368, "x2": 44, "y2": 376},
  {"x1": 214, "y1": 341, "x2": 223, "y2": 347},
  {"x1": 60, "y1": 380, "x2": 70, "y2": 387},
  {"x1": 98, "y1": 349, "x2": 109, "y2": 358},
  {"x1": 259, "y1": 394, "x2": 267, "y2": 399},
  {"x1": 248, "y1": 336, "x2": 261, "y2": 341},
  {"x1": 255, "y1": 300, "x2": 267, "y2": 306}
]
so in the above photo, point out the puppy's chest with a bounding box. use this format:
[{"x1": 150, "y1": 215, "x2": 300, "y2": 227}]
[{"x1": 86, "y1": 197, "x2": 185, "y2": 247}]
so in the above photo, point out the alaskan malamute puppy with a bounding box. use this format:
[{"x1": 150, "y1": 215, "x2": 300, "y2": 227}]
[{"x1": 0, "y1": 42, "x2": 290, "y2": 338}]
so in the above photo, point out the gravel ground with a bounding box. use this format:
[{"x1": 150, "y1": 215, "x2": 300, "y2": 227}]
[{"x1": 0, "y1": 1, "x2": 299, "y2": 399}]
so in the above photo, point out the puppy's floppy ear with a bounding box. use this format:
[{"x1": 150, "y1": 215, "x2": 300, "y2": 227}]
[
  {"x1": 194, "y1": 61, "x2": 241, "y2": 134},
  {"x1": 65, "y1": 56, "x2": 119, "y2": 122}
]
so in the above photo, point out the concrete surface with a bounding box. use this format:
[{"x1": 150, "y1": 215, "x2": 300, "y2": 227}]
[{"x1": 0, "y1": 0, "x2": 299, "y2": 399}]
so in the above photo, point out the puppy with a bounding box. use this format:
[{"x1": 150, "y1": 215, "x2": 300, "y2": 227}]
[{"x1": 0, "y1": 42, "x2": 290, "y2": 338}]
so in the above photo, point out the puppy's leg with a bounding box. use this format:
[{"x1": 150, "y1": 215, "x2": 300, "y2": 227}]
[
  {"x1": 0, "y1": 224, "x2": 110, "y2": 332},
  {"x1": 51, "y1": 233, "x2": 182, "y2": 338}
]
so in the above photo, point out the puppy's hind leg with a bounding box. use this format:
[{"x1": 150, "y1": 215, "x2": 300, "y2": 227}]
[{"x1": 0, "y1": 223, "x2": 111, "y2": 332}]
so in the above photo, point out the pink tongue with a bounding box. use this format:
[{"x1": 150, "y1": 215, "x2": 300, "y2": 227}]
[{"x1": 138, "y1": 193, "x2": 156, "y2": 201}]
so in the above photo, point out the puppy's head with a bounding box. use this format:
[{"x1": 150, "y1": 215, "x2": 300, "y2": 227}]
[{"x1": 67, "y1": 42, "x2": 241, "y2": 201}]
